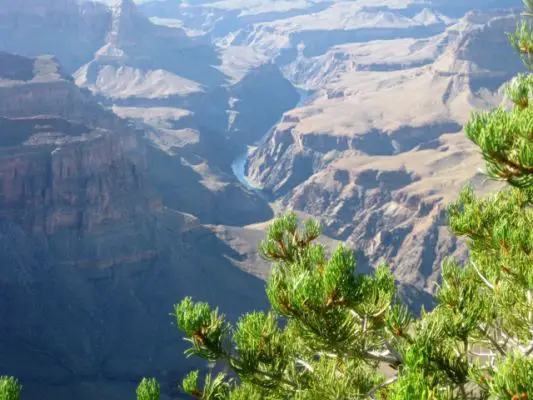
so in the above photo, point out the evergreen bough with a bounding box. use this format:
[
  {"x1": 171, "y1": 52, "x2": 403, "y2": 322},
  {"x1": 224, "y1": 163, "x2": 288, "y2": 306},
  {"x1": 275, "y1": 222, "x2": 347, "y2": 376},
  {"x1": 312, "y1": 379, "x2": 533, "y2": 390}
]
[
  {"x1": 162, "y1": 2, "x2": 533, "y2": 399},
  {"x1": 137, "y1": 378, "x2": 161, "y2": 400},
  {"x1": 0, "y1": 376, "x2": 21, "y2": 400}
]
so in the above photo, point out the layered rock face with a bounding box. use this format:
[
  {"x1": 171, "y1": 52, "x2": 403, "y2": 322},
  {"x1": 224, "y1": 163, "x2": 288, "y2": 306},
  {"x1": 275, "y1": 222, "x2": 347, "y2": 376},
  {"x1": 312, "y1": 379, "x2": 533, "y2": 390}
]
[
  {"x1": 0, "y1": 52, "x2": 148, "y2": 239},
  {"x1": 226, "y1": 63, "x2": 300, "y2": 145},
  {"x1": 0, "y1": 53, "x2": 121, "y2": 130},
  {"x1": 0, "y1": 116, "x2": 147, "y2": 235},
  {"x1": 245, "y1": 11, "x2": 522, "y2": 295},
  {"x1": 71, "y1": 0, "x2": 297, "y2": 225},
  {"x1": 75, "y1": 0, "x2": 226, "y2": 97},
  {"x1": 135, "y1": 0, "x2": 522, "y2": 306},
  {"x1": 0, "y1": 52, "x2": 269, "y2": 400}
]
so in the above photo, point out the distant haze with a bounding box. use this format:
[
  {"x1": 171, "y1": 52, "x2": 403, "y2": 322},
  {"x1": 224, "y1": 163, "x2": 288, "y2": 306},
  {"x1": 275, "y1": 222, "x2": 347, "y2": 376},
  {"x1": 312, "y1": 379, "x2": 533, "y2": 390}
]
[{"x1": 98, "y1": 0, "x2": 158, "y2": 3}]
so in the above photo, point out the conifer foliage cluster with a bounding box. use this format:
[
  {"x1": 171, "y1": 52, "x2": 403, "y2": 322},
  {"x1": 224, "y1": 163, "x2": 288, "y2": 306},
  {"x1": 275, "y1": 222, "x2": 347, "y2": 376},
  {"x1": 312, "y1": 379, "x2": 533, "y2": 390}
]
[{"x1": 2, "y1": 3, "x2": 533, "y2": 400}]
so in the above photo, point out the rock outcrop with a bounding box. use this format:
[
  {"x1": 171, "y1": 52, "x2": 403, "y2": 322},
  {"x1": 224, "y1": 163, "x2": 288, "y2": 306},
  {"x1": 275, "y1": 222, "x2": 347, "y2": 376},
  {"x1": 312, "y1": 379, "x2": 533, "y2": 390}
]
[
  {"x1": 0, "y1": 52, "x2": 270, "y2": 400},
  {"x1": 245, "y1": 11, "x2": 522, "y2": 295},
  {"x1": 0, "y1": 52, "x2": 148, "y2": 233},
  {"x1": 226, "y1": 63, "x2": 300, "y2": 145},
  {"x1": 75, "y1": 0, "x2": 226, "y2": 99}
]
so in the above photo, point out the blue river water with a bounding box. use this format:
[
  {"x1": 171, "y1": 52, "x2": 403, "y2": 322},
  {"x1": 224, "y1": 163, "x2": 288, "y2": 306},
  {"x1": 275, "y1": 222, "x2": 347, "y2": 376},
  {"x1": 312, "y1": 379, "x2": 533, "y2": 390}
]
[{"x1": 231, "y1": 87, "x2": 312, "y2": 192}]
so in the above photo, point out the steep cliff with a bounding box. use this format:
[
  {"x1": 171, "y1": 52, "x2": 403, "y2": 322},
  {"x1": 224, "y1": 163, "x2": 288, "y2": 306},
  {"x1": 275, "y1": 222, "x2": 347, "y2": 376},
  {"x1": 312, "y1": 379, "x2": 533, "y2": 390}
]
[
  {"x1": 75, "y1": 0, "x2": 226, "y2": 98},
  {"x1": 0, "y1": 52, "x2": 269, "y2": 400},
  {"x1": 66, "y1": 0, "x2": 295, "y2": 228},
  {"x1": 226, "y1": 62, "x2": 300, "y2": 145},
  {"x1": 245, "y1": 11, "x2": 522, "y2": 295}
]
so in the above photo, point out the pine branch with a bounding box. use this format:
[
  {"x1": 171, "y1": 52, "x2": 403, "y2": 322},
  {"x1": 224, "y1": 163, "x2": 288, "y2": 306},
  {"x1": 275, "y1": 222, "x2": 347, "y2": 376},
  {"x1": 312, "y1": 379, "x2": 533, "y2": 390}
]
[
  {"x1": 472, "y1": 262, "x2": 495, "y2": 291},
  {"x1": 498, "y1": 329, "x2": 520, "y2": 347},
  {"x1": 522, "y1": 340, "x2": 533, "y2": 356},
  {"x1": 220, "y1": 350, "x2": 298, "y2": 391},
  {"x1": 488, "y1": 150, "x2": 533, "y2": 178},
  {"x1": 366, "y1": 376, "x2": 398, "y2": 400},
  {"x1": 477, "y1": 324, "x2": 507, "y2": 356},
  {"x1": 362, "y1": 350, "x2": 402, "y2": 367},
  {"x1": 295, "y1": 358, "x2": 314, "y2": 373},
  {"x1": 520, "y1": 291, "x2": 533, "y2": 356}
]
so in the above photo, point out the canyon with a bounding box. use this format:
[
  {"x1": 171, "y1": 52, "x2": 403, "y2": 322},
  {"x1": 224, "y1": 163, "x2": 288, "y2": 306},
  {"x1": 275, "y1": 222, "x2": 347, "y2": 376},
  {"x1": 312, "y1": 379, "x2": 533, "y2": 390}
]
[{"x1": 0, "y1": 0, "x2": 525, "y2": 398}]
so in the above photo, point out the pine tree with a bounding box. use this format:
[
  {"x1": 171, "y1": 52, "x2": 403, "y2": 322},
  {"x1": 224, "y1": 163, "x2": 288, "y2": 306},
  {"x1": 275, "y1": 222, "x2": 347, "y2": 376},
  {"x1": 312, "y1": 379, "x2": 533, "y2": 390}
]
[
  {"x1": 136, "y1": 377, "x2": 161, "y2": 400},
  {"x1": 0, "y1": 376, "x2": 22, "y2": 400},
  {"x1": 164, "y1": 2, "x2": 533, "y2": 399}
]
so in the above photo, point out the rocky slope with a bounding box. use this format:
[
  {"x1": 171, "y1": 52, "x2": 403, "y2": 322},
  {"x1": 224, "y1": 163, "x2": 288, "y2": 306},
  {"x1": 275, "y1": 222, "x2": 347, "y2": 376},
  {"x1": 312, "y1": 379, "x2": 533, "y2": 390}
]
[
  {"x1": 0, "y1": 0, "x2": 294, "y2": 226},
  {"x1": 245, "y1": 10, "x2": 523, "y2": 293},
  {"x1": 0, "y1": 2, "x2": 301, "y2": 397},
  {"x1": 72, "y1": 0, "x2": 298, "y2": 224},
  {"x1": 136, "y1": 0, "x2": 523, "y2": 295},
  {"x1": 0, "y1": 52, "x2": 270, "y2": 400}
]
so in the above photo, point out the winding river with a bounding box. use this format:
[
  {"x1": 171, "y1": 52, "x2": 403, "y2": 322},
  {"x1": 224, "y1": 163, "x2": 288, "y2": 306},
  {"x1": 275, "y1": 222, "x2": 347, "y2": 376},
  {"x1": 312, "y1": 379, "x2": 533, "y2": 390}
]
[{"x1": 231, "y1": 87, "x2": 312, "y2": 192}]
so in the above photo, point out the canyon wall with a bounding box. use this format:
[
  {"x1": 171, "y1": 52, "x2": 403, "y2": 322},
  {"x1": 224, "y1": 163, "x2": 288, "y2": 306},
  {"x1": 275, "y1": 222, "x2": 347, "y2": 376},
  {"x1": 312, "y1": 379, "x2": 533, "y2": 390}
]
[{"x1": 0, "y1": 52, "x2": 269, "y2": 400}]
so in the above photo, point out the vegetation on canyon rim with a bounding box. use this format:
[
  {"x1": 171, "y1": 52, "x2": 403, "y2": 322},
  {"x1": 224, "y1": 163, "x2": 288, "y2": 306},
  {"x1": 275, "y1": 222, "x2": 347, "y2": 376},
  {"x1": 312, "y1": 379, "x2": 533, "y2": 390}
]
[{"x1": 3, "y1": 2, "x2": 533, "y2": 400}]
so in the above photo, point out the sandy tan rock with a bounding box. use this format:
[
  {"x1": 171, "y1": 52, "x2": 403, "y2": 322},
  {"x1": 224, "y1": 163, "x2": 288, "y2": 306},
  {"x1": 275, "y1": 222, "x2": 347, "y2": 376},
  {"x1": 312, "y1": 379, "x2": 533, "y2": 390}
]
[{"x1": 246, "y1": 11, "x2": 521, "y2": 296}]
